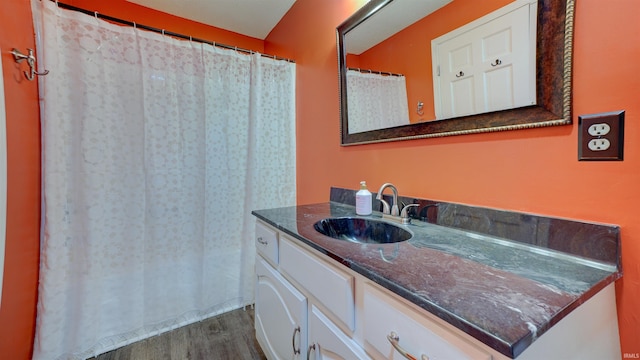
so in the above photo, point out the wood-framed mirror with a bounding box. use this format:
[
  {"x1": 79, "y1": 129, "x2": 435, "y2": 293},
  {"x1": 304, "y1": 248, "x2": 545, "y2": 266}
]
[{"x1": 337, "y1": 0, "x2": 574, "y2": 146}]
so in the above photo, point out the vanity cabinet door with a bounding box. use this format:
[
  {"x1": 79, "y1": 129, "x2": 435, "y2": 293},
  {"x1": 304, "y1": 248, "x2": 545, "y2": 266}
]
[
  {"x1": 308, "y1": 305, "x2": 370, "y2": 360},
  {"x1": 255, "y1": 257, "x2": 308, "y2": 360}
]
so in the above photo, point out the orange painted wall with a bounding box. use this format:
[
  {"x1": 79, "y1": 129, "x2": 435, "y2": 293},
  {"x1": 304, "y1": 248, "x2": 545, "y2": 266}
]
[
  {"x1": 0, "y1": 1, "x2": 264, "y2": 358},
  {"x1": 0, "y1": 0, "x2": 43, "y2": 358},
  {"x1": 351, "y1": 0, "x2": 512, "y2": 123},
  {"x1": 2, "y1": 0, "x2": 638, "y2": 357},
  {"x1": 267, "y1": 0, "x2": 640, "y2": 356}
]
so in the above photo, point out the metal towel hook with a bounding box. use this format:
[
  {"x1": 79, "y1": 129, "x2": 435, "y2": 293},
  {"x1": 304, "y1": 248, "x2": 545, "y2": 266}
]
[
  {"x1": 416, "y1": 101, "x2": 424, "y2": 116},
  {"x1": 10, "y1": 48, "x2": 49, "y2": 81}
]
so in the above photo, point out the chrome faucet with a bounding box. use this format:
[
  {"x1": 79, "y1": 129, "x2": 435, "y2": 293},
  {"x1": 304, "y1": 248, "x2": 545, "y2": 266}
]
[
  {"x1": 376, "y1": 183, "x2": 399, "y2": 216},
  {"x1": 376, "y1": 183, "x2": 418, "y2": 224}
]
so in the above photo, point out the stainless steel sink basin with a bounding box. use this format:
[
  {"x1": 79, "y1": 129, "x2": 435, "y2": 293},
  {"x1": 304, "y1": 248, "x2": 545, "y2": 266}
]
[{"x1": 313, "y1": 217, "x2": 412, "y2": 244}]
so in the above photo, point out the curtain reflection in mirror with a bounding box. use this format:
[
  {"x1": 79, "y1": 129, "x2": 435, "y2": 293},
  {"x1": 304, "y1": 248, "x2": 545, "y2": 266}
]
[{"x1": 346, "y1": 69, "x2": 410, "y2": 134}]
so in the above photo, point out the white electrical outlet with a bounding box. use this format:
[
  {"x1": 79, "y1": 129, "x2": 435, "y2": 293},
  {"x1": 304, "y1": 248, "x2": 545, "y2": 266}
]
[
  {"x1": 588, "y1": 123, "x2": 611, "y2": 136},
  {"x1": 588, "y1": 138, "x2": 611, "y2": 151}
]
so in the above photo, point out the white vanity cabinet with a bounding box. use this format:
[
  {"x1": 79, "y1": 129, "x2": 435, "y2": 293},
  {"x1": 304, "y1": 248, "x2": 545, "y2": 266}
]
[
  {"x1": 254, "y1": 220, "x2": 367, "y2": 359},
  {"x1": 254, "y1": 220, "x2": 492, "y2": 360},
  {"x1": 253, "y1": 219, "x2": 621, "y2": 360}
]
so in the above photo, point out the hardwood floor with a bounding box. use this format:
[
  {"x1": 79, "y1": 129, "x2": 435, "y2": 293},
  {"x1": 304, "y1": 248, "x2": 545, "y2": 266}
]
[{"x1": 90, "y1": 307, "x2": 266, "y2": 360}]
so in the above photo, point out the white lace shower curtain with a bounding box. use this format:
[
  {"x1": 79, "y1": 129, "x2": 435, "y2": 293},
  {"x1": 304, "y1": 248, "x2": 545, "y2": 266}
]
[
  {"x1": 31, "y1": 1, "x2": 296, "y2": 359},
  {"x1": 346, "y1": 69, "x2": 410, "y2": 133}
]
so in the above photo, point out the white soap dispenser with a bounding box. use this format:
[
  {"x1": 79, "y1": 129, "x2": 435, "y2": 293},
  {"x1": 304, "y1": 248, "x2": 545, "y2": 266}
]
[{"x1": 355, "y1": 181, "x2": 372, "y2": 215}]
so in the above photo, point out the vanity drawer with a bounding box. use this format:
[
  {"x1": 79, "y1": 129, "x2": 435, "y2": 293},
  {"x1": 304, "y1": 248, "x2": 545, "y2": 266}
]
[
  {"x1": 363, "y1": 283, "x2": 491, "y2": 360},
  {"x1": 279, "y1": 236, "x2": 355, "y2": 332},
  {"x1": 255, "y1": 220, "x2": 278, "y2": 266}
]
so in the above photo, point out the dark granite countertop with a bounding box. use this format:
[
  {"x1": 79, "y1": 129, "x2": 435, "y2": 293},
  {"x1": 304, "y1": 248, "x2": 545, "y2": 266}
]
[{"x1": 252, "y1": 200, "x2": 621, "y2": 359}]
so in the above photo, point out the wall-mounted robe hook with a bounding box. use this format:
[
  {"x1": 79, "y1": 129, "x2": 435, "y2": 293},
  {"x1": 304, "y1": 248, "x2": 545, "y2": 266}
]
[{"x1": 10, "y1": 48, "x2": 49, "y2": 81}]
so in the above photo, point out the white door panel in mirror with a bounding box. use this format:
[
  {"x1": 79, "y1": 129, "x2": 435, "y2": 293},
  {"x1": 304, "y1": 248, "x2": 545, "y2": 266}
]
[
  {"x1": 433, "y1": 1, "x2": 535, "y2": 119},
  {"x1": 485, "y1": 66, "x2": 514, "y2": 109},
  {"x1": 450, "y1": 44, "x2": 473, "y2": 70},
  {"x1": 448, "y1": 77, "x2": 476, "y2": 118}
]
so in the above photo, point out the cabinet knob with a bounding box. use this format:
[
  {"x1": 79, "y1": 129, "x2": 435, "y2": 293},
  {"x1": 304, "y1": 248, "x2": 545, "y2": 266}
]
[
  {"x1": 257, "y1": 236, "x2": 268, "y2": 245},
  {"x1": 387, "y1": 331, "x2": 429, "y2": 360}
]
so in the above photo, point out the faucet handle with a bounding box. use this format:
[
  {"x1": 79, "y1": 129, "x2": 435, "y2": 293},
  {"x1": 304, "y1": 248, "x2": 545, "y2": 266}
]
[{"x1": 400, "y1": 204, "x2": 419, "y2": 219}]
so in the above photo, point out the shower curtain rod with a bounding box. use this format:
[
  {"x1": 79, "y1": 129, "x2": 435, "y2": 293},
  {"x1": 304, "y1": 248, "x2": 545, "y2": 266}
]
[
  {"x1": 48, "y1": 0, "x2": 295, "y2": 63},
  {"x1": 347, "y1": 67, "x2": 403, "y2": 77}
]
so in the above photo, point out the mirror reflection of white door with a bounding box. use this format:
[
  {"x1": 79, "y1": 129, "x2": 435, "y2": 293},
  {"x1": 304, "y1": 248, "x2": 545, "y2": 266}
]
[
  {"x1": 441, "y1": 41, "x2": 476, "y2": 118},
  {"x1": 0, "y1": 47, "x2": 7, "y2": 310},
  {"x1": 433, "y1": 0, "x2": 537, "y2": 119}
]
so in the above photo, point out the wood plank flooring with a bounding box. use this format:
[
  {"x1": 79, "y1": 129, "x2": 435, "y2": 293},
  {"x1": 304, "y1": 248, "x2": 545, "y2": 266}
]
[{"x1": 89, "y1": 307, "x2": 266, "y2": 360}]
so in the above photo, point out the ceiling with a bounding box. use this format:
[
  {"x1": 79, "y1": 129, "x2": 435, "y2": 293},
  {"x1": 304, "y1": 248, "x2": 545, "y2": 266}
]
[
  {"x1": 126, "y1": 0, "x2": 297, "y2": 40},
  {"x1": 345, "y1": 0, "x2": 452, "y2": 55},
  {"x1": 123, "y1": 0, "x2": 449, "y2": 54}
]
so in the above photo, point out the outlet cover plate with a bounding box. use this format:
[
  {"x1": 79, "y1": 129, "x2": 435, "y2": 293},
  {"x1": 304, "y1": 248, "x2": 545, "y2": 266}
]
[{"x1": 578, "y1": 110, "x2": 624, "y2": 161}]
